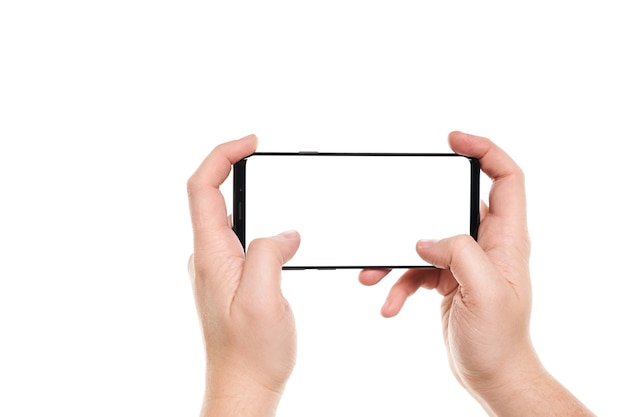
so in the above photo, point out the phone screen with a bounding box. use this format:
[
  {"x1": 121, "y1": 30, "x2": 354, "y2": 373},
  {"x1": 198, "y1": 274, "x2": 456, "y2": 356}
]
[{"x1": 233, "y1": 153, "x2": 479, "y2": 269}]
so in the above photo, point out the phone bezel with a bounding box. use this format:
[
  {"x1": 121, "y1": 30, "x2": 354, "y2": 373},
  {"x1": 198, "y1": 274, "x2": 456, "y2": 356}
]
[{"x1": 233, "y1": 152, "x2": 480, "y2": 270}]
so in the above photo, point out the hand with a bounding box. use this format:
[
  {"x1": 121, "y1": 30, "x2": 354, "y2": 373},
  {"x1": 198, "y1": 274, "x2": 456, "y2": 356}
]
[
  {"x1": 360, "y1": 131, "x2": 534, "y2": 394},
  {"x1": 187, "y1": 134, "x2": 300, "y2": 417},
  {"x1": 359, "y1": 132, "x2": 594, "y2": 416}
]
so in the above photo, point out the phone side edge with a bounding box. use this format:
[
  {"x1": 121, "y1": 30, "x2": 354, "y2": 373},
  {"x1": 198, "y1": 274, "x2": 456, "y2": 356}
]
[
  {"x1": 469, "y1": 157, "x2": 481, "y2": 240},
  {"x1": 233, "y1": 158, "x2": 247, "y2": 250}
]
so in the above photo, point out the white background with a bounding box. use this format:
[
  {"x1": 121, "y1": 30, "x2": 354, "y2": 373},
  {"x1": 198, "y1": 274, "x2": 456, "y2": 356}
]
[
  {"x1": 1, "y1": 1, "x2": 624, "y2": 416},
  {"x1": 245, "y1": 155, "x2": 472, "y2": 267}
]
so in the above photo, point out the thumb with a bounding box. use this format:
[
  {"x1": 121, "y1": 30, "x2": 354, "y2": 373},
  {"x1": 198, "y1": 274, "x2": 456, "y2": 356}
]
[
  {"x1": 239, "y1": 231, "x2": 301, "y2": 303},
  {"x1": 416, "y1": 235, "x2": 500, "y2": 301}
]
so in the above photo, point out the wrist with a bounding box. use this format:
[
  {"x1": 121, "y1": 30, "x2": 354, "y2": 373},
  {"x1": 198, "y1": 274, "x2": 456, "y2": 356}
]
[
  {"x1": 469, "y1": 352, "x2": 593, "y2": 416},
  {"x1": 201, "y1": 366, "x2": 285, "y2": 417},
  {"x1": 467, "y1": 347, "x2": 547, "y2": 414},
  {"x1": 477, "y1": 368, "x2": 550, "y2": 416},
  {"x1": 202, "y1": 394, "x2": 280, "y2": 417},
  {"x1": 474, "y1": 365, "x2": 595, "y2": 417}
]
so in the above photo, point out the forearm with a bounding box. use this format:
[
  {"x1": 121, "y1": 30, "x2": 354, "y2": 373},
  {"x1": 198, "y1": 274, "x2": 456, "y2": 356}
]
[{"x1": 476, "y1": 366, "x2": 595, "y2": 417}]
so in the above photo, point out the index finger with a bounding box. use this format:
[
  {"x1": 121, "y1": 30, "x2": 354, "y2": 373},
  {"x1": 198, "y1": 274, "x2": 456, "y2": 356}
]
[
  {"x1": 187, "y1": 134, "x2": 258, "y2": 254},
  {"x1": 448, "y1": 131, "x2": 527, "y2": 229}
]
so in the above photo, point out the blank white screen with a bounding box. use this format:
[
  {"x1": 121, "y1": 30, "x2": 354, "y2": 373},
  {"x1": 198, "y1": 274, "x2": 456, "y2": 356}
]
[{"x1": 244, "y1": 154, "x2": 473, "y2": 268}]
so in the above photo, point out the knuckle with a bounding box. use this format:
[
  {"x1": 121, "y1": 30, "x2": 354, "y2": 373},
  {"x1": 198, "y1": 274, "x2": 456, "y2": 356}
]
[
  {"x1": 248, "y1": 238, "x2": 275, "y2": 253},
  {"x1": 447, "y1": 234, "x2": 477, "y2": 266},
  {"x1": 248, "y1": 238, "x2": 283, "y2": 263},
  {"x1": 513, "y1": 164, "x2": 526, "y2": 184},
  {"x1": 451, "y1": 234, "x2": 475, "y2": 252},
  {"x1": 186, "y1": 174, "x2": 200, "y2": 198}
]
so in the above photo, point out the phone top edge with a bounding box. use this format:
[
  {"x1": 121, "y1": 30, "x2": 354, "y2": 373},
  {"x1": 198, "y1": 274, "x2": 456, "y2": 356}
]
[
  {"x1": 249, "y1": 152, "x2": 468, "y2": 157},
  {"x1": 282, "y1": 265, "x2": 437, "y2": 270}
]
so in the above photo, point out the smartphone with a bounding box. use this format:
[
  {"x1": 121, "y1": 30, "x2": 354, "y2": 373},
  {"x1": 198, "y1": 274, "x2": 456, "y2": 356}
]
[{"x1": 233, "y1": 152, "x2": 480, "y2": 269}]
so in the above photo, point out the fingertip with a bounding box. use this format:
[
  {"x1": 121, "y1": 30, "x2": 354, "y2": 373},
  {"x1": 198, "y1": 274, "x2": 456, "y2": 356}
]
[
  {"x1": 447, "y1": 131, "x2": 491, "y2": 158},
  {"x1": 448, "y1": 130, "x2": 480, "y2": 142},
  {"x1": 448, "y1": 130, "x2": 467, "y2": 139},
  {"x1": 381, "y1": 297, "x2": 401, "y2": 318},
  {"x1": 240, "y1": 133, "x2": 258, "y2": 146},
  {"x1": 447, "y1": 130, "x2": 469, "y2": 147},
  {"x1": 276, "y1": 230, "x2": 301, "y2": 262},
  {"x1": 357, "y1": 270, "x2": 370, "y2": 285},
  {"x1": 416, "y1": 239, "x2": 438, "y2": 251},
  {"x1": 191, "y1": 134, "x2": 260, "y2": 191},
  {"x1": 358, "y1": 268, "x2": 391, "y2": 286},
  {"x1": 234, "y1": 133, "x2": 258, "y2": 157},
  {"x1": 277, "y1": 230, "x2": 300, "y2": 241},
  {"x1": 416, "y1": 239, "x2": 439, "y2": 265}
]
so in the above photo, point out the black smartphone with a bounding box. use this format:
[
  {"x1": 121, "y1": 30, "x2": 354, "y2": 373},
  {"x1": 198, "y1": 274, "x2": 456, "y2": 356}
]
[{"x1": 233, "y1": 152, "x2": 480, "y2": 269}]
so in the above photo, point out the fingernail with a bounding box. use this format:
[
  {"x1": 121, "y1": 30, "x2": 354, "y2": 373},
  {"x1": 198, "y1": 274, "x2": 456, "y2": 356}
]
[
  {"x1": 417, "y1": 239, "x2": 438, "y2": 249},
  {"x1": 278, "y1": 230, "x2": 299, "y2": 240}
]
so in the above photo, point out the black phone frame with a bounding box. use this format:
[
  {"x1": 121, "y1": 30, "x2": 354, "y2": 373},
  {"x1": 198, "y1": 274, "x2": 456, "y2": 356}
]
[{"x1": 233, "y1": 152, "x2": 480, "y2": 270}]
